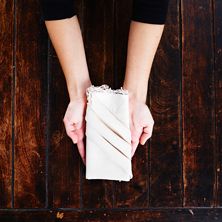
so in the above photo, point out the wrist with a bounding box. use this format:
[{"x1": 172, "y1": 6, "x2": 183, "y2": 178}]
[
  {"x1": 68, "y1": 79, "x2": 92, "y2": 102},
  {"x1": 69, "y1": 94, "x2": 87, "y2": 103},
  {"x1": 122, "y1": 85, "x2": 147, "y2": 104}
]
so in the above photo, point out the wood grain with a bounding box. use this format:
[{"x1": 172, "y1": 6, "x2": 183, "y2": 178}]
[
  {"x1": 1, "y1": 208, "x2": 222, "y2": 222},
  {"x1": 1, "y1": 0, "x2": 222, "y2": 216},
  {"x1": 113, "y1": 0, "x2": 132, "y2": 89},
  {"x1": 214, "y1": 0, "x2": 222, "y2": 206},
  {"x1": 0, "y1": 0, "x2": 13, "y2": 208},
  {"x1": 47, "y1": 0, "x2": 83, "y2": 206},
  {"x1": 113, "y1": 0, "x2": 149, "y2": 208},
  {"x1": 48, "y1": 53, "x2": 81, "y2": 208},
  {"x1": 80, "y1": 0, "x2": 115, "y2": 208},
  {"x1": 182, "y1": 0, "x2": 215, "y2": 206},
  {"x1": 149, "y1": 0, "x2": 183, "y2": 207},
  {"x1": 14, "y1": 0, "x2": 48, "y2": 208}
]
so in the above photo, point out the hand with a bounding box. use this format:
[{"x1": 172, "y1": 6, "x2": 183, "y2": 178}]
[
  {"x1": 128, "y1": 97, "x2": 154, "y2": 158},
  {"x1": 63, "y1": 96, "x2": 87, "y2": 165}
]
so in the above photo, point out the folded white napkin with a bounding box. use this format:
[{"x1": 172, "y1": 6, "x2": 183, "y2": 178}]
[{"x1": 85, "y1": 84, "x2": 133, "y2": 182}]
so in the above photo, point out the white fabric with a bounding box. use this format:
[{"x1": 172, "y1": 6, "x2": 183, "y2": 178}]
[{"x1": 85, "y1": 84, "x2": 133, "y2": 182}]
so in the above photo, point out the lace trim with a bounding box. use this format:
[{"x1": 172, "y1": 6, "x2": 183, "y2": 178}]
[
  {"x1": 86, "y1": 84, "x2": 129, "y2": 103},
  {"x1": 86, "y1": 84, "x2": 128, "y2": 95}
]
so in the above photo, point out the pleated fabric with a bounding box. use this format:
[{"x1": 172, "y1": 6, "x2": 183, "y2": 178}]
[{"x1": 85, "y1": 85, "x2": 133, "y2": 182}]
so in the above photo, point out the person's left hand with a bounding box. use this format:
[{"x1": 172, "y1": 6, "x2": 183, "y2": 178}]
[
  {"x1": 63, "y1": 96, "x2": 87, "y2": 165},
  {"x1": 128, "y1": 97, "x2": 154, "y2": 157}
]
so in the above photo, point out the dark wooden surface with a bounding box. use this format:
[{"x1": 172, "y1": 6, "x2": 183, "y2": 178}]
[
  {"x1": 1, "y1": 208, "x2": 222, "y2": 222},
  {"x1": 14, "y1": 0, "x2": 48, "y2": 208},
  {"x1": 149, "y1": 0, "x2": 182, "y2": 207},
  {"x1": 0, "y1": 0, "x2": 13, "y2": 209},
  {"x1": 0, "y1": 0, "x2": 222, "y2": 221},
  {"x1": 182, "y1": 0, "x2": 215, "y2": 207},
  {"x1": 113, "y1": 0, "x2": 150, "y2": 209},
  {"x1": 81, "y1": 0, "x2": 115, "y2": 209},
  {"x1": 214, "y1": 0, "x2": 222, "y2": 206}
]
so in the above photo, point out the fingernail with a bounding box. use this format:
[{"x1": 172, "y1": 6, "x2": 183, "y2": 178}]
[{"x1": 142, "y1": 139, "x2": 146, "y2": 145}]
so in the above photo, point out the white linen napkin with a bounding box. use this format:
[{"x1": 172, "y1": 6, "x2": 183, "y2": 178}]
[{"x1": 85, "y1": 84, "x2": 133, "y2": 182}]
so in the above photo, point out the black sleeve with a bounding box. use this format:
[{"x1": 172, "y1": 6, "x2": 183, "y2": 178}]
[
  {"x1": 40, "y1": 0, "x2": 76, "y2": 21},
  {"x1": 131, "y1": 0, "x2": 170, "y2": 24}
]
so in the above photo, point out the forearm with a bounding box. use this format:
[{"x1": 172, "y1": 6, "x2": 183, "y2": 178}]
[
  {"x1": 123, "y1": 21, "x2": 165, "y2": 103},
  {"x1": 45, "y1": 15, "x2": 91, "y2": 101}
]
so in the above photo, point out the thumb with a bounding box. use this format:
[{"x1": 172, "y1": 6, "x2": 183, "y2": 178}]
[
  {"x1": 131, "y1": 139, "x2": 139, "y2": 158},
  {"x1": 67, "y1": 131, "x2": 78, "y2": 144},
  {"x1": 139, "y1": 125, "x2": 152, "y2": 145},
  {"x1": 77, "y1": 140, "x2": 86, "y2": 165}
]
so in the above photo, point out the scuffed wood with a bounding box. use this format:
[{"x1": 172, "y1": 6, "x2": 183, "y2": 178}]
[
  {"x1": 80, "y1": 0, "x2": 115, "y2": 208},
  {"x1": 182, "y1": 0, "x2": 215, "y2": 206},
  {"x1": 14, "y1": 0, "x2": 48, "y2": 207},
  {"x1": 113, "y1": 0, "x2": 149, "y2": 208},
  {"x1": 0, "y1": 0, "x2": 13, "y2": 208},
  {"x1": 1, "y1": 0, "x2": 222, "y2": 214},
  {"x1": 149, "y1": 0, "x2": 183, "y2": 207},
  {"x1": 1, "y1": 208, "x2": 222, "y2": 222},
  {"x1": 47, "y1": 0, "x2": 84, "y2": 209},
  {"x1": 113, "y1": 0, "x2": 132, "y2": 89},
  {"x1": 48, "y1": 53, "x2": 81, "y2": 208},
  {"x1": 214, "y1": 0, "x2": 222, "y2": 206}
]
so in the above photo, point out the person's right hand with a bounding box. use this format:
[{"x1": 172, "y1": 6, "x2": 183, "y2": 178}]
[
  {"x1": 63, "y1": 97, "x2": 87, "y2": 165},
  {"x1": 128, "y1": 97, "x2": 155, "y2": 158}
]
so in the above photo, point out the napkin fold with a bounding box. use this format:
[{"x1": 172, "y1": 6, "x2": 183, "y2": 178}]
[{"x1": 85, "y1": 84, "x2": 133, "y2": 182}]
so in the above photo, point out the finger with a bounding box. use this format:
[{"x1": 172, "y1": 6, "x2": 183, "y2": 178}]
[
  {"x1": 130, "y1": 124, "x2": 143, "y2": 142},
  {"x1": 67, "y1": 124, "x2": 85, "y2": 144},
  {"x1": 71, "y1": 121, "x2": 83, "y2": 130},
  {"x1": 139, "y1": 123, "x2": 154, "y2": 145},
  {"x1": 73, "y1": 126, "x2": 85, "y2": 142},
  {"x1": 65, "y1": 122, "x2": 85, "y2": 142},
  {"x1": 64, "y1": 117, "x2": 84, "y2": 131},
  {"x1": 131, "y1": 139, "x2": 139, "y2": 158},
  {"x1": 79, "y1": 123, "x2": 86, "y2": 136},
  {"x1": 77, "y1": 139, "x2": 86, "y2": 165},
  {"x1": 130, "y1": 125, "x2": 143, "y2": 158},
  {"x1": 66, "y1": 130, "x2": 78, "y2": 143},
  {"x1": 139, "y1": 131, "x2": 150, "y2": 145},
  {"x1": 64, "y1": 121, "x2": 78, "y2": 143}
]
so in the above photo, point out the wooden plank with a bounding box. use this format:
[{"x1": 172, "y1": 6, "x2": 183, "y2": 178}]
[
  {"x1": 214, "y1": 0, "x2": 222, "y2": 206},
  {"x1": 182, "y1": 0, "x2": 215, "y2": 206},
  {"x1": 0, "y1": 0, "x2": 13, "y2": 208},
  {"x1": 47, "y1": 0, "x2": 83, "y2": 207},
  {"x1": 113, "y1": 0, "x2": 132, "y2": 89},
  {"x1": 14, "y1": 0, "x2": 48, "y2": 207},
  {"x1": 80, "y1": 0, "x2": 115, "y2": 208},
  {"x1": 82, "y1": 0, "x2": 102, "y2": 84},
  {"x1": 1, "y1": 208, "x2": 222, "y2": 222},
  {"x1": 48, "y1": 53, "x2": 81, "y2": 208},
  {"x1": 149, "y1": 0, "x2": 183, "y2": 207},
  {"x1": 113, "y1": 0, "x2": 149, "y2": 208}
]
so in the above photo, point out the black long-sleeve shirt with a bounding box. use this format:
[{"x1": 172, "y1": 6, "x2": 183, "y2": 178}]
[{"x1": 40, "y1": 0, "x2": 169, "y2": 24}]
